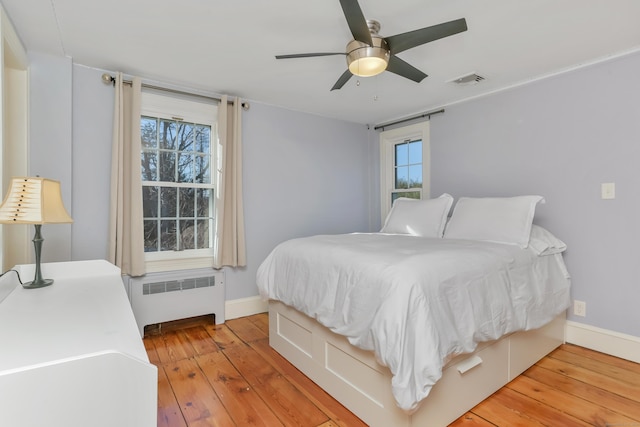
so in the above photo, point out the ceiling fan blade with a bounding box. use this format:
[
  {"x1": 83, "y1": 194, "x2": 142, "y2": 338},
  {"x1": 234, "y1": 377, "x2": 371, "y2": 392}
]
[
  {"x1": 275, "y1": 52, "x2": 345, "y2": 59},
  {"x1": 339, "y1": 0, "x2": 373, "y2": 46},
  {"x1": 385, "y1": 18, "x2": 467, "y2": 54},
  {"x1": 330, "y1": 69, "x2": 353, "y2": 91},
  {"x1": 386, "y1": 55, "x2": 428, "y2": 83}
]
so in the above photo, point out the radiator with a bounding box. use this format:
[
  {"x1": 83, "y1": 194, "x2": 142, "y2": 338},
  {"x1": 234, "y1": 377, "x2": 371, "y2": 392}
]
[{"x1": 129, "y1": 268, "x2": 225, "y2": 336}]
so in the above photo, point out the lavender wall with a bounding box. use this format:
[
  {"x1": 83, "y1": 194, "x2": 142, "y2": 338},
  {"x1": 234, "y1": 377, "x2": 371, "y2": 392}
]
[
  {"x1": 71, "y1": 65, "x2": 115, "y2": 262},
  {"x1": 229, "y1": 103, "x2": 376, "y2": 299},
  {"x1": 28, "y1": 52, "x2": 73, "y2": 263},
  {"x1": 430, "y1": 51, "x2": 640, "y2": 338}
]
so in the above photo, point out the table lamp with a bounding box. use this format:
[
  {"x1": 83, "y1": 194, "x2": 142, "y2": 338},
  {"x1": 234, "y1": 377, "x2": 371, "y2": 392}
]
[{"x1": 0, "y1": 177, "x2": 73, "y2": 288}]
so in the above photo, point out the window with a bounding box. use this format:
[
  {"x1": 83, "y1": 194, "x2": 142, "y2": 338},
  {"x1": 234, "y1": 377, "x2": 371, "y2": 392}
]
[
  {"x1": 393, "y1": 138, "x2": 423, "y2": 200},
  {"x1": 140, "y1": 90, "x2": 219, "y2": 271},
  {"x1": 379, "y1": 121, "x2": 430, "y2": 219}
]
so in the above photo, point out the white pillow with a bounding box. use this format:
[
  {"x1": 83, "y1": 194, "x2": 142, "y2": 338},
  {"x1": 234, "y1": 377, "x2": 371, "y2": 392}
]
[
  {"x1": 381, "y1": 194, "x2": 453, "y2": 237},
  {"x1": 529, "y1": 225, "x2": 567, "y2": 255},
  {"x1": 443, "y1": 195, "x2": 544, "y2": 247}
]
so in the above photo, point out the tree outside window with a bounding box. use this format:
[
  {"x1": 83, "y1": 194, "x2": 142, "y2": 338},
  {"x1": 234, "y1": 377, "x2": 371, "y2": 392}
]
[{"x1": 141, "y1": 116, "x2": 214, "y2": 253}]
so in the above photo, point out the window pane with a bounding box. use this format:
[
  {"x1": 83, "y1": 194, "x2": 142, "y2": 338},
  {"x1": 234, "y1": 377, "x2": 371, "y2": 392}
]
[
  {"x1": 159, "y1": 152, "x2": 176, "y2": 182},
  {"x1": 178, "y1": 153, "x2": 194, "y2": 183},
  {"x1": 408, "y1": 140, "x2": 422, "y2": 164},
  {"x1": 195, "y1": 154, "x2": 210, "y2": 184},
  {"x1": 391, "y1": 191, "x2": 420, "y2": 204},
  {"x1": 144, "y1": 220, "x2": 158, "y2": 252},
  {"x1": 197, "y1": 188, "x2": 212, "y2": 218},
  {"x1": 142, "y1": 186, "x2": 158, "y2": 217},
  {"x1": 177, "y1": 123, "x2": 194, "y2": 152},
  {"x1": 179, "y1": 219, "x2": 195, "y2": 250},
  {"x1": 141, "y1": 151, "x2": 158, "y2": 181},
  {"x1": 160, "y1": 220, "x2": 177, "y2": 251},
  {"x1": 406, "y1": 191, "x2": 421, "y2": 199},
  {"x1": 159, "y1": 119, "x2": 177, "y2": 150},
  {"x1": 141, "y1": 117, "x2": 158, "y2": 149},
  {"x1": 195, "y1": 125, "x2": 210, "y2": 153},
  {"x1": 395, "y1": 143, "x2": 408, "y2": 167},
  {"x1": 160, "y1": 187, "x2": 177, "y2": 217},
  {"x1": 179, "y1": 187, "x2": 195, "y2": 217},
  {"x1": 197, "y1": 219, "x2": 211, "y2": 249},
  {"x1": 408, "y1": 165, "x2": 422, "y2": 188},
  {"x1": 395, "y1": 166, "x2": 409, "y2": 189}
]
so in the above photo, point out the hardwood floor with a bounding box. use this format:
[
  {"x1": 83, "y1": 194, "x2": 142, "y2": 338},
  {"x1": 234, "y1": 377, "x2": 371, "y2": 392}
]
[{"x1": 144, "y1": 314, "x2": 640, "y2": 427}]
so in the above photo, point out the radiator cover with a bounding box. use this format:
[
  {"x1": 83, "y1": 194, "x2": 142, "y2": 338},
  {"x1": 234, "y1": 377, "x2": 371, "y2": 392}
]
[{"x1": 129, "y1": 268, "x2": 225, "y2": 336}]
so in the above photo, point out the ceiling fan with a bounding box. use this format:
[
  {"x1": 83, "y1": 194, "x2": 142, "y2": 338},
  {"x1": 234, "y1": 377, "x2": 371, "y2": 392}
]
[{"x1": 275, "y1": 0, "x2": 468, "y2": 91}]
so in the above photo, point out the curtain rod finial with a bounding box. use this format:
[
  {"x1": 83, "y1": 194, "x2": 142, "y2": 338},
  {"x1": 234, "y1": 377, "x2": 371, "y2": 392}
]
[{"x1": 101, "y1": 73, "x2": 115, "y2": 86}]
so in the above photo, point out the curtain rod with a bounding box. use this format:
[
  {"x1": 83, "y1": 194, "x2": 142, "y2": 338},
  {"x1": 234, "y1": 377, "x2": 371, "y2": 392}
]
[
  {"x1": 101, "y1": 73, "x2": 249, "y2": 110},
  {"x1": 374, "y1": 108, "x2": 445, "y2": 131}
]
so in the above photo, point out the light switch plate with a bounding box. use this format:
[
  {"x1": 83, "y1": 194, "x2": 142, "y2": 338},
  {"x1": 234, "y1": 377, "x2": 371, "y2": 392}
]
[{"x1": 601, "y1": 182, "x2": 615, "y2": 199}]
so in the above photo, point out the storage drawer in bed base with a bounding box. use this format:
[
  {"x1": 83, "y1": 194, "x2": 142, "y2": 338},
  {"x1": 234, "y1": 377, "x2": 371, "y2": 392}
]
[{"x1": 269, "y1": 300, "x2": 565, "y2": 427}]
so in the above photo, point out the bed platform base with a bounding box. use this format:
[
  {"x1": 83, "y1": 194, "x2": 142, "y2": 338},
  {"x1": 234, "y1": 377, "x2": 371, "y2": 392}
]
[{"x1": 269, "y1": 300, "x2": 565, "y2": 427}]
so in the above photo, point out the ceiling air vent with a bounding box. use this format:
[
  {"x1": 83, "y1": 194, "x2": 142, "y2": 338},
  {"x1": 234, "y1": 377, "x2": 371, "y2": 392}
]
[{"x1": 449, "y1": 72, "x2": 485, "y2": 85}]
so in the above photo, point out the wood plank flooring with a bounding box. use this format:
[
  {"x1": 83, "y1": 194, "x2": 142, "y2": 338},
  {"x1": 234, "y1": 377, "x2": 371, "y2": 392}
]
[{"x1": 144, "y1": 314, "x2": 640, "y2": 427}]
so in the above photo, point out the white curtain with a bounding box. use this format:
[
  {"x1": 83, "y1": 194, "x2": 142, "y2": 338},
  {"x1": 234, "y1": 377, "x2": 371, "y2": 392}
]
[
  {"x1": 214, "y1": 95, "x2": 246, "y2": 268},
  {"x1": 108, "y1": 73, "x2": 146, "y2": 276}
]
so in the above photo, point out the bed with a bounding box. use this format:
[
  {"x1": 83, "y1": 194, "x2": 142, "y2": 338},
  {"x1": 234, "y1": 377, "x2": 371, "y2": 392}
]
[{"x1": 257, "y1": 195, "x2": 571, "y2": 426}]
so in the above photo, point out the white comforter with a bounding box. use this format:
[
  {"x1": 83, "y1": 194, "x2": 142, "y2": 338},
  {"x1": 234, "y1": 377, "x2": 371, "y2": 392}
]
[{"x1": 256, "y1": 233, "x2": 571, "y2": 411}]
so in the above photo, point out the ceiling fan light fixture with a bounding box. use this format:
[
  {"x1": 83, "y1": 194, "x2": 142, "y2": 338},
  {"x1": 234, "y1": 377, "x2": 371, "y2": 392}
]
[{"x1": 346, "y1": 38, "x2": 390, "y2": 77}]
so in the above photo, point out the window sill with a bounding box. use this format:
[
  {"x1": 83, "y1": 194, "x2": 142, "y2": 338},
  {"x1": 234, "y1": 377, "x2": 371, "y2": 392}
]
[{"x1": 144, "y1": 256, "x2": 216, "y2": 274}]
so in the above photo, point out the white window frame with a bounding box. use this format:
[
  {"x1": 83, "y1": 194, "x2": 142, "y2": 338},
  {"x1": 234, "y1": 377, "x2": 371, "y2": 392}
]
[
  {"x1": 140, "y1": 90, "x2": 219, "y2": 273},
  {"x1": 379, "y1": 121, "x2": 430, "y2": 221}
]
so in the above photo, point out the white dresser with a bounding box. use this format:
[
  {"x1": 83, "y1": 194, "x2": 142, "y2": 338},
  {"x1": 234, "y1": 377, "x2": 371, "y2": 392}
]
[{"x1": 0, "y1": 259, "x2": 157, "y2": 427}]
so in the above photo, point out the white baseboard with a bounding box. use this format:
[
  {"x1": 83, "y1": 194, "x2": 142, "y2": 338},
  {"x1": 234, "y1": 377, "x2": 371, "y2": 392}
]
[
  {"x1": 565, "y1": 320, "x2": 640, "y2": 364},
  {"x1": 225, "y1": 295, "x2": 268, "y2": 320}
]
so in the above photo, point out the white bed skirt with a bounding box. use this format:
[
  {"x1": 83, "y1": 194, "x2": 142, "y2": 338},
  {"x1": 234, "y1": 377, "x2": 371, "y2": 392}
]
[{"x1": 269, "y1": 300, "x2": 565, "y2": 427}]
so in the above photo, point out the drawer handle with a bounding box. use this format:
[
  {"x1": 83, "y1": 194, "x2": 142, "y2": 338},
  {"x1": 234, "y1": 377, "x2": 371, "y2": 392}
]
[{"x1": 456, "y1": 355, "x2": 483, "y2": 375}]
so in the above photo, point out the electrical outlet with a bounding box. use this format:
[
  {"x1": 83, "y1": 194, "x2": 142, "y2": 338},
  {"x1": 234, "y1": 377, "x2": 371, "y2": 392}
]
[{"x1": 573, "y1": 300, "x2": 587, "y2": 317}]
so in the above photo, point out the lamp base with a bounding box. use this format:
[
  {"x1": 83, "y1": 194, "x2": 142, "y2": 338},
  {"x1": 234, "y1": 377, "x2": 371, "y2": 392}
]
[
  {"x1": 23, "y1": 279, "x2": 54, "y2": 289},
  {"x1": 23, "y1": 224, "x2": 54, "y2": 290}
]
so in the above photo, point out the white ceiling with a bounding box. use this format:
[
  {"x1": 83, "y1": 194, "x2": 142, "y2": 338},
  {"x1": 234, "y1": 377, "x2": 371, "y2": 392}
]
[{"x1": 2, "y1": 0, "x2": 640, "y2": 125}]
